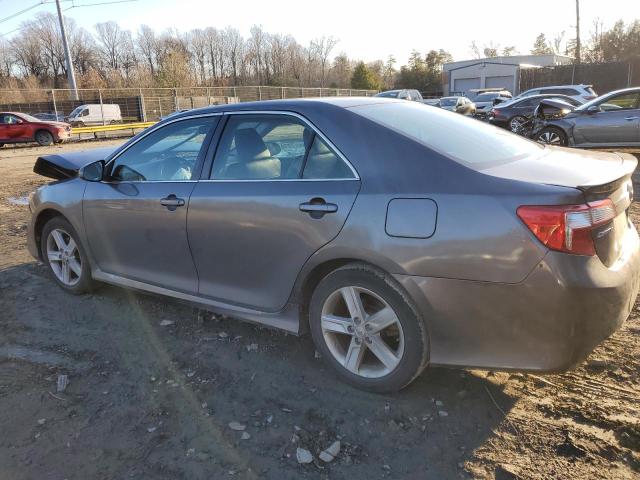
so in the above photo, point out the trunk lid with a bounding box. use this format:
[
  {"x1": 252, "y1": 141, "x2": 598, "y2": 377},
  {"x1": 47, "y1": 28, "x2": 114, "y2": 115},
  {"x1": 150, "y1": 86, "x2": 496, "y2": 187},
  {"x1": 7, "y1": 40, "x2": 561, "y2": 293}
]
[
  {"x1": 483, "y1": 146, "x2": 637, "y2": 267},
  {"x1": 481, "y1": 146, "x2": 636, "y2": 188},
  {"x1": 33, "y1": 146, "x2": 116, "y2": 180}
]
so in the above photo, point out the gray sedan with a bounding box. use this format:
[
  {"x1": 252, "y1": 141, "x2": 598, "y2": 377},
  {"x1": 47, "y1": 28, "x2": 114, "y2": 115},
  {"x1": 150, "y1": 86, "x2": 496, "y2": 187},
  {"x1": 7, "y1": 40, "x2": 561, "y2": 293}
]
[
  {"x1": 27, "y1": 98, "x2": 640, "y2": 392},
  {"x1": 536, "y1": 87, "x2": 640, "y2": 147}
]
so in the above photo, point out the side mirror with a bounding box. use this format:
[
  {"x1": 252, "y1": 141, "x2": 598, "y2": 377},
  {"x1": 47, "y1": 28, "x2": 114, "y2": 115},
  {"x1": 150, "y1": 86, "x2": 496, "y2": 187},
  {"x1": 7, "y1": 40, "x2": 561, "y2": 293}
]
[
  {"x1": 79, "y1": 160, "x2": 105, "y2": 182},
  {"x1": 587, "y1": 105, "x2": 601, "y2": 114}
]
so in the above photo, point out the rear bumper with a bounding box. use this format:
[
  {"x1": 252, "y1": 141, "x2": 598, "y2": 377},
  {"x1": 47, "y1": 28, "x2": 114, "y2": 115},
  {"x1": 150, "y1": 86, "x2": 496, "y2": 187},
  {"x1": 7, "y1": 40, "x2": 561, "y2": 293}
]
[
  {"x1": 395, "y1": 223, "x2": 640, "y2": 372},
  {"x1": 488, "y1": 118, "x2": 508, "y2": 128}
]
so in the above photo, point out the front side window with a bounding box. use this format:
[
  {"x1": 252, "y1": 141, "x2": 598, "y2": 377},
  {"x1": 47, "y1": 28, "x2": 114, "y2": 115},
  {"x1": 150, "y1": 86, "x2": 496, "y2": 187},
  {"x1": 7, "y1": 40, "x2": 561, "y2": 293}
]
[
  {"x1": 212, "y1": 114, "x2": 355, "y2": 180},
  {"x1": 109, "y1": 117, "x2": 215, "y2": 182},
  {"x1": 1, "y1": 114, "x2": 20, "y2": 124},
  {"x1": 598, "y1": 93, "x2": 640, "y2": 111}
]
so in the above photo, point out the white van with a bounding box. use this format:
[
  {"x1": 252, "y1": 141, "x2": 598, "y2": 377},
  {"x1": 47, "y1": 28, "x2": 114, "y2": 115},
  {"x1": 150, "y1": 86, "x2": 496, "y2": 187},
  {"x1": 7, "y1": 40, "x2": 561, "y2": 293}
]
[{"x1": 67, "y1": 104, "x2": 122, "y2": 126}]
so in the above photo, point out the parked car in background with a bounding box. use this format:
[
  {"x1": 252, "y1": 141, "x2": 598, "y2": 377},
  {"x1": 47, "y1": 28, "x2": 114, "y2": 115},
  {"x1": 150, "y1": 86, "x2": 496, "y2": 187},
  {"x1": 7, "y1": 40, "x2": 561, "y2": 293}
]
[
  {"x1": 466, "y1": 88, "x2": 512, "y2": 102},
  {"x1": 489, "y1": 94, "x2": 582, "y2": 132},
  {"x1": 438, "y1": 96, "x2": 476, "y2": 115},
  {"x1": 28, "y1": 98, "x2": 639, "y2": 392},
  {"x1": 517, "y1": 84, "x2": 597, "y2": 103},
  {"x1": 66, "y1": 104, "x2": 122, "y2": 127},
  {"x1": 533, "y1": 87, "x2": 640, "y2": 147},
  {"x1": 0, "y1": 111, "x2": 71, "y2": 147},
  {"x1": 473, "y1": 91, "x2": 513, "y2": 118},
  {"x1": 422, "y1": 98, "x2": 440, "y2": 106},
  {"x1": 375, "y1": 89, "x2": 423, "y2": 102},
  {"x1": 33, "y1": 112, "x2": 66, "y2": 122}
]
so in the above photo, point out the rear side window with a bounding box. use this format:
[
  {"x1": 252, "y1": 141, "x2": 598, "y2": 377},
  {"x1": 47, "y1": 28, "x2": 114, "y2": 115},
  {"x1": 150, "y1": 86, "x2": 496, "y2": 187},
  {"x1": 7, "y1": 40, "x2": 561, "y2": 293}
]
[
  {"x1": 303, "y1": 136, "x2": 354, "y2": 179},
  {"x1": 351, "y1": 102, "x2": 542, "y2": 168},
  {"x1": 212, "y1": 114, "x2": 356, "y2": 180}
]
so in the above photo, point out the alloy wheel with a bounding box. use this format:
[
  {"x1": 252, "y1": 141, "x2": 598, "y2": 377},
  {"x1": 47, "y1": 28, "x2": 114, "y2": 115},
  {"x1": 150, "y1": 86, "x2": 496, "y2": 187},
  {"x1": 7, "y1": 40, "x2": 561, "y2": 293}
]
[
  {"x1": 320, "y1": 286, "x2": 404, "y2": 378},
  {"x1": 538, "y1": 130, "x2": 563, "y2": 145},
  {"x1": 509, "y1": 116, "x2": 526, "y2": 133},
  {"x1": 46, "y1": 228, "x2": 82, "y2": 286}
]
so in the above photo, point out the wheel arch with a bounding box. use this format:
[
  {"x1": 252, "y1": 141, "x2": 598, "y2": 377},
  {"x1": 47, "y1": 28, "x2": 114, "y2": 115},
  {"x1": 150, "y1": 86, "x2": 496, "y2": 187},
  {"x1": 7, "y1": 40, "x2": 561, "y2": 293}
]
[
  {"x1": 33, "y1": 208, "x2": 66, "y2": 260},
  {"x1": 294, "y1": 253, "x2": 425, "y2": 335}
]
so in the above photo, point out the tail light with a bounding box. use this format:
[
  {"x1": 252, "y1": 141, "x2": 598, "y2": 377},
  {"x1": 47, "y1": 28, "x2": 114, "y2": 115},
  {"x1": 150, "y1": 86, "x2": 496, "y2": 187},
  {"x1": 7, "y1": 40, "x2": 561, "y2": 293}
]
[{"x1": 517, "y1": 200, "x2": 615, "y2": 255}]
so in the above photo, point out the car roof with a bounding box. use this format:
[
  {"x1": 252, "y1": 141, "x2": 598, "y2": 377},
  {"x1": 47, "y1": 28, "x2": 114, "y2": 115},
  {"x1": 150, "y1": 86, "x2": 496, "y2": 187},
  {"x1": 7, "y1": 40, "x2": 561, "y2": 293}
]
[
  {"x1": 529, "y1": 84, "x2": 592, "y2": 89},
  {"x1": 167, "y1": 97, "x2": 400, "y2": 120}
]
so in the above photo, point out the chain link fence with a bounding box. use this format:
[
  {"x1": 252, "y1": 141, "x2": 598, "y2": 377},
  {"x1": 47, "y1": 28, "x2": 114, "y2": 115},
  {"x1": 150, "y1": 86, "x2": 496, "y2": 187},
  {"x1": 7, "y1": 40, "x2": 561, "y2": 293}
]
[
  {"x1": 0, "y1": 86, "x2": 378, "y2": 125},
  {"x1": 519, "y1": 59, "x2": 640, "y2": 95}
]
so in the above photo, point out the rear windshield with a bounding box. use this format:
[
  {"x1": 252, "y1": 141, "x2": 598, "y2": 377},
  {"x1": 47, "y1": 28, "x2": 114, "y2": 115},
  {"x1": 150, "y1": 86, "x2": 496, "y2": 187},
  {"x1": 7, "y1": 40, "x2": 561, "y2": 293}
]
[
  {"x1": 474, "y1": 93, "x2": 499, "y2": 102},
  {"x1": 350, "y1": 102, "x2": 543, "y2": 168},
  {"x1": 439, "y1": 98, "x2": 458, "y2": 106},
  {"x1": 375, "y1": 91, "x2": 399, "y2": 98}
]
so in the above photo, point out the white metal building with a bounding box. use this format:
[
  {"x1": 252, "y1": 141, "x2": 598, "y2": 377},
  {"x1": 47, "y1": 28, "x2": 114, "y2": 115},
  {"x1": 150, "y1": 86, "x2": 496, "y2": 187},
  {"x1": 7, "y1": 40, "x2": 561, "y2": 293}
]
[{"x1": 442, "y1": 54, "x2": 573, "y2": 96}]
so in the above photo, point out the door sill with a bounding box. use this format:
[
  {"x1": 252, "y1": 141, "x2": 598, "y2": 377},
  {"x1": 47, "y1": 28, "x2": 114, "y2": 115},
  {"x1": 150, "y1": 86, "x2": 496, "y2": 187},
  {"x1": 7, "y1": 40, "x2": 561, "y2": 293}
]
[{"x1": 92, "y1": 268, "x2": 300, "y2": 333}]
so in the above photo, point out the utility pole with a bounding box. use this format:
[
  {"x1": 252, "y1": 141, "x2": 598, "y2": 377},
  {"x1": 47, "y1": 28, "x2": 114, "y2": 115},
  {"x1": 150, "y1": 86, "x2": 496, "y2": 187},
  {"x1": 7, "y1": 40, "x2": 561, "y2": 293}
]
[
  {"x1": 575, "y1": 0, "x2": 581, "y2": 64},
  {"x1": 55, "y1": 0, "x2": 78, "y2": 100}
]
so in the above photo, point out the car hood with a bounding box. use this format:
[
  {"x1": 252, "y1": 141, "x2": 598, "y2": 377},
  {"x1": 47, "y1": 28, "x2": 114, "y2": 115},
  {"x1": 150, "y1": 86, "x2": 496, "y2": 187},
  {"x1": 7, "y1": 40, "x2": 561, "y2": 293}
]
[
  {"x1": 34, "y1": 121, "x2": 70, "y2": 128},
  {"x1": 33, "y1": 146, "x2": 116, "y2": 180},
  {"x1": 480, "y1": 146, "x2": 637, "y2": 188}
]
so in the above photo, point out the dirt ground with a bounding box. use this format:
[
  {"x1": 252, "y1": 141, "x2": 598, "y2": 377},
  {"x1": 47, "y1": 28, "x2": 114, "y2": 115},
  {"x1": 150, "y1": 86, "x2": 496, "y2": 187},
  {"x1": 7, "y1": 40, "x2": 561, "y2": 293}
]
[{"x1": 0, "y1": 140, "x2": 639, "y2": 480}]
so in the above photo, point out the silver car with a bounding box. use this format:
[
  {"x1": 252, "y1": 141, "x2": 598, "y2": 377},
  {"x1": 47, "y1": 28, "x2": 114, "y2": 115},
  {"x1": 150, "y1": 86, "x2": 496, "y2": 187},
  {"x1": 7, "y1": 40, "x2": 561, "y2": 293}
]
[
  {"x1": 535, "y1": 87, "x2": 640, "y2": 147},
  {"x1": 27, "y1": 98, "x2": 640, "y2": 392}
]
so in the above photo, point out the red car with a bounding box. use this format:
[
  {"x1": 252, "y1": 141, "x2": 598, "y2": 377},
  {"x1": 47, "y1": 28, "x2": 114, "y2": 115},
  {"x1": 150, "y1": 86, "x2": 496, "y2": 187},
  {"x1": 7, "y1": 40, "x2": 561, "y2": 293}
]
[{"x1": 0, "y1": 112, "x2": 71, "y2": 147}]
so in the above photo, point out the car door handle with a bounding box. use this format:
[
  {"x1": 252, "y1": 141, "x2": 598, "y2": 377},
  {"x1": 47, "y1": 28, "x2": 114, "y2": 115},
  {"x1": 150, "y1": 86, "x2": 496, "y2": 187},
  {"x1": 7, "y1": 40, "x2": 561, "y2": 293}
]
[
  {"x1": 299, "y1": 199, "x2": 338, "y2": 218},
  {"x1": 624, "y1": 116, "x2": 639, "y2": 121},
  {"x1": 160, "y1": 194, "x2": 185, "y2": 211}
]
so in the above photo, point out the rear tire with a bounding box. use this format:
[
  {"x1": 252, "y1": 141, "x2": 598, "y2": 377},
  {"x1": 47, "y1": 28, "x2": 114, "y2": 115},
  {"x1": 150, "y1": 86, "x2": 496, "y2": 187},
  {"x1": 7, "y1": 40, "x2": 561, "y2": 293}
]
[
  {"x1": 508, "y1": 116, "x2": 527, "y2": 133},
  {"x1": 41, "y1": 217, "x2": 94, "y2": 294},
  {"x1": 35, "y1": 130, "x2": 54, "y2": 146},
  {"x1": 536, "y1": 126, "x2": 568, "y2": 146},
  {"x1": 309, "y1": 263, "x2": 429, "y2": 393}
]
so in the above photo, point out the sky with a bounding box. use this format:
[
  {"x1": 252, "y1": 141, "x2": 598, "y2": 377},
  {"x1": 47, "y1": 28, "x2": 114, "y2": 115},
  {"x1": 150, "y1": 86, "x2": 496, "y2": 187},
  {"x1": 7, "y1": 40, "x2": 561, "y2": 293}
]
[{"x1": 1, "y1": 0, "x2": 639, "y2": 64}]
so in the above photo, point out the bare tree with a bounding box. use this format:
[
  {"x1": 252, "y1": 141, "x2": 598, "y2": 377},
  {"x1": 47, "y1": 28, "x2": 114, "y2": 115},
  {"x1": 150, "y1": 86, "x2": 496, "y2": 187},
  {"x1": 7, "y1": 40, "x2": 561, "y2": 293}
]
[
  {"x1": 187, "y1": 29, "x2": 208, "y2": 84},
  {"x1": 136, "y1": 25, "x2": 158, "y2": 76},
  {"x1": 95, "y1": 21, "x2": 126, "y2": 71},
  {"x1": 312, "y1": 36, "x2": 338, "y2": 87}
]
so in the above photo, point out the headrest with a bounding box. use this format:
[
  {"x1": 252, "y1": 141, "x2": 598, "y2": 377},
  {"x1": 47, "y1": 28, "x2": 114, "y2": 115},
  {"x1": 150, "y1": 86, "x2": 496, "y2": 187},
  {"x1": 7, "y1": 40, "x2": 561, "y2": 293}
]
[{"x1": 235, "y1": 129, "x2": 271, "y2": 162}]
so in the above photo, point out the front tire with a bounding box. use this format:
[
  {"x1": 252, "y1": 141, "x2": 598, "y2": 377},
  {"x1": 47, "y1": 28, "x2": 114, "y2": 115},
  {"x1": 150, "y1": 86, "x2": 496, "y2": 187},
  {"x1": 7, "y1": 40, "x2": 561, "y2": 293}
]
[
  {"x1": 309, "y1": 263, "x2": 429, "y2": 393},
  {"x1": 536, "y1": 126, "x2": 568, "y2": 146},
  {"x1": 41, "y1": 217, "x2": 93, "y2": 294},
  {"x1": 35, "y1": 130, "x2": 54, "y2": 146}
]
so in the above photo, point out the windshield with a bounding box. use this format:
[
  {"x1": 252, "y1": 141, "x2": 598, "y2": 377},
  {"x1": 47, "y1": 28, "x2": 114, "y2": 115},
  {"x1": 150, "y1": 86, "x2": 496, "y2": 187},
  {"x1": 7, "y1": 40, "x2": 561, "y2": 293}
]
[
  {"x1": 16, "y1": 113, "x2": 44, "y2": 123},
  {"x1": 350, "y1": 101, "x2": 543, "y2": 168},
  {"x1": 474, "y1": 93, "x2": 499, "y2": 102},
  {"x1": 439, "y1": 98, "x2": 458, "y2": 106},
  {"x1": 69, "y1": 106, "x2": 85, "y2": 117}
]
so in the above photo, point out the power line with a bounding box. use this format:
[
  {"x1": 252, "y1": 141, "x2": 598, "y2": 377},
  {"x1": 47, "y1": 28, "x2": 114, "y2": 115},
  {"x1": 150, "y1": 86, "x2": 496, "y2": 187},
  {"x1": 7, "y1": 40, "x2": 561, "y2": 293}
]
[
  {"x1": 0, "y1": 2, "x2": 46, "y2": 26},
  {"x1": 63, "y1": 0, "x2": 140, "y2": 10}
]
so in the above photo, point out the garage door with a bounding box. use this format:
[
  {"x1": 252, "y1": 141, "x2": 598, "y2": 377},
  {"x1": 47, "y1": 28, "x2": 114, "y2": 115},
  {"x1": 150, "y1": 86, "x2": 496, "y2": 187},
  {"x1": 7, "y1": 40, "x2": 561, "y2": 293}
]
[
  {"x1": 453, "y1": 77, "x2": 480, "y2": 94},
  {"x1": 485, "y1": 75, "x2": 515, "y2": 94}
]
